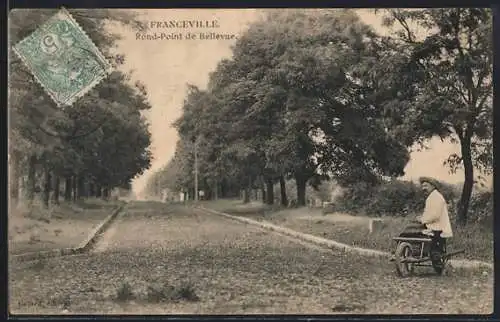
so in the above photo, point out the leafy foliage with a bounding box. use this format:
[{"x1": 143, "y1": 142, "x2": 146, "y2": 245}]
[
  {"x1": 333, "y1": 180, "x2": 427, "y2": 217},
  {"x1": 9, "y1": 9, "x2": 152, "y2": 207},
  {"x1": 332, "y1": 178, "x2": 490, "y2": 222},
  {"x1": 468, "y1": 190, "x2": 493, "y2": 225},
  {"x1": 376, "y1": 8, "x2": 493, "y2": 224},
  {"x1": 148, "y1": 9, "x2": 491, "y2": 225},
  {"x1": 148, "y1": 9, "x2": 413, "y2": 205}
]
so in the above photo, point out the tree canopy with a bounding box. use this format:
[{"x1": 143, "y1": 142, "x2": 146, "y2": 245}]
[
  {"x1": 375, "y1": 8, "x2": 493, "y2": 224},
  {"x1": 146, "y1": 9, "x2": 492, "y2": 224},
  {"x1": 148, "y1": 9, "x2": 413, "y2": 205},
  {"x1": 9, "y1": 9, "x2": 152, "y2": 209}
]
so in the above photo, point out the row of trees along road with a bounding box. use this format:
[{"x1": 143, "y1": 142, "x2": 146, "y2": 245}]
[
  {"x1": 8, "y1": 9, "x2": 153, "y2": 210},
  {"x1": 147, "y1": 8, "x2": 492, "y2": 226}
]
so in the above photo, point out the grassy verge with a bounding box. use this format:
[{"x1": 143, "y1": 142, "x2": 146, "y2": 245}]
[
  {"x1": 200, "y1": 199, "x2": 493, "y2": 263},
  {"x1": 9, "y1": 201, "x2": 493, "y2": 314},
  {"x1": 8, "y1": 198, "x2": 123, "y2": 255}
]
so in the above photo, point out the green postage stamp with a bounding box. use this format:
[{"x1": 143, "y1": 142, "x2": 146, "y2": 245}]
[{"x1": 13, "y1": 8, "x2": 112, "y2": 107}]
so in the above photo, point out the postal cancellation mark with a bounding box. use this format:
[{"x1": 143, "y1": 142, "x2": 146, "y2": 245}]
[{"x1": 13, "y1": 8, "x2": 112, "y2": 107}]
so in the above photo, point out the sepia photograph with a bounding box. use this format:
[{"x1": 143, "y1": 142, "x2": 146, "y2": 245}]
[{"x1": 7, "y1": 7, "x2": 493, "y2": 315}]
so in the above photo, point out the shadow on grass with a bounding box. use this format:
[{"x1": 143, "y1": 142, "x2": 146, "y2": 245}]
[
  {"x1": 199, "y1": 199, "x2": 288, "y2": 219},
  {"x1": 115, "y1": 281, "x2": 200, "y2": 304},
  {"x1": 72, "y1": 199, "x2": 121, "y2": 210},
  {"x1": 146, "y1": 281, "x2": 200, "y2": 303},
  {"x1": 115, "y1": 282, "x2": 135, "y2": 302}
]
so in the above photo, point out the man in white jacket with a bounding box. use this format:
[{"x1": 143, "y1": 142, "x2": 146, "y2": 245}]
[
  {"x1": 417, "y1": 177, "x2": 453, "y2": 239},
  {"x1": 391, "y1": 177, "x2": 453, "y2": 261}
]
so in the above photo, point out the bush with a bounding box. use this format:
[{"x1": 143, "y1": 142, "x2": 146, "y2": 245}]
[
  {"x1": 115, "y1": 282, "x2": 135, "y2": 302},
  {"x1": 331, "y1": 182, "x2": 376, "y2": 215},
  {"x1": 333, "y1": 180, "x2": 445, "y2": 217},
  {"x1": 146, "y1": 281, "x2": 200, "y2": 303},
  {"x1": 172, "y1": 281, "x2": 200, "y2": 302},
  {"x1": 367, "y1": 180, "x2": 426, "y2": 216},
  {"x1": 468, "y1": 190, "x2": 493, "y2": 225},
  {"x1": 146, "y1": 283, "x2": 175, "y2": 303},
  {"x1": 333, "y1": 179, "x2": 492, "y2": 221}
]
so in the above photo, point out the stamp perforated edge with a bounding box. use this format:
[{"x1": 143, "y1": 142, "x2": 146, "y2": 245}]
[
  {"x1": 57, "y1": 7, "x2": 113, "y2": 106},
  {"x1": 12, "y1": 12, "x2": 66, "y2": 107},
  {"x1": 12, "y1": 7, "x2": 114, "y2": 107}
]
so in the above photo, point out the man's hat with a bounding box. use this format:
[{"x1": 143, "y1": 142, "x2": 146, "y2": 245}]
[{"x1": 418, "y1": 176, "x2": 441, "y2": 190}]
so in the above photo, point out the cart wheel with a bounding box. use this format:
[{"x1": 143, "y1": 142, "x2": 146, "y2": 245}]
[{"x1": 395, "y1": 242, "x2": 414, "y2": 277}]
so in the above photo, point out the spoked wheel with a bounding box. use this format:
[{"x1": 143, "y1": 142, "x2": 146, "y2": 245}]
[{"x1": 395, "y1": 242, "x2": 414, "y2": 277}]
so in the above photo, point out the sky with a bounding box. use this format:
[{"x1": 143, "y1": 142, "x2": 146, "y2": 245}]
[{"x1": 107, "y1": 9, "x2": 492, "y2": 195}]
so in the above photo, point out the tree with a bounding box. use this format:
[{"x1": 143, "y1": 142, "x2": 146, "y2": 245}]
[
  {"x1": 8, "y1": 9, "x2": 152, "y2": 209},
  {"x1": 154, "y1": 9, "x2": 412, "y2": 208},
  {"x1": 377, "y1": 9, "x2": 493, "y2": 225},
  {"x1": 238, "y1": 9, "x2": 410, "y2": 204},
  {"x1": 174, "y1": 79, "x2": 265, "y2": 203}
]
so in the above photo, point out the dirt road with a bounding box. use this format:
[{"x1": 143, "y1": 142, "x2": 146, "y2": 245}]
[{"x1": 8, "y1": 201, "x2": 493, "y2": 314}]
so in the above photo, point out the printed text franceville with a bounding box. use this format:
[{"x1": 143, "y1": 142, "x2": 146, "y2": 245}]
[{"x1": 148, "y1": 20, "x2": 220, "y2": 29}]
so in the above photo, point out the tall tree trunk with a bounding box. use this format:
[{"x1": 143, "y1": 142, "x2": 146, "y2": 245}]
[
  {"x1": 457, "y1": 133, "x2": 474, "y2": 226},
  {"x1": 64, "y1": 176, "x2": 72, "y2": 201},
  {"x1": 72, "y1": 175, "x2": 77, "y2": 202},
  {"x1": 242, "y1": 190, "x2": 249, "y2": 203},
  {"x1": 102, "y1": 187, "x2": 109, "y2": 200},
  {"x1": 260, "y1": 176, "x2": 266, "y2": 203},
  {"x1": 213, "y1": 182, "x2": 218, "y2": 200},
  {"x1": 9, "y1": 154, "x2": 20, "y2": 208},
  {"x1": 190, "y1": 187, "x2": 195, "y2": 201},
  {"x1": 265, "y1": 178, "x2": 274, "y2": 205},
  {"x1": 77, "y1": 175, "x2": 85, "y2": 200},
  {"x1": 42, "y1": 168, "x2": 51, "y2": 208},
  {"x1": 220, "y1": 179, "x2": 226, "y2": 198},
  {"x1": 96, "y1": 184, "x2": 102, "y2": 198},
  {"x1": 52, "y1": 176, "x2": 60, "y2": 205},
  {"x1": 295, "y1": 174, "x2": 307, "y2": 207},
  {"x1": 26, "y1": 155, "x2": 37, "y2": 204},
  {"x1": 243, "y1": 177, "x2": 251, "y2": 204},
  {"x1": 85, "y1": 180, "x2": 91, "y2": 198},
  {"x1": 89, "y1": 183, "x2": 95, "y2": 197},
  {"x1": 279, "y1": 175, "x2": 288, "y2": 206}
]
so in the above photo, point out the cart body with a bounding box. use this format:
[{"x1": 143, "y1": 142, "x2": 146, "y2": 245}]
[{"x1": 392, "y1": 230, "x2": 463, "y2": 277}]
